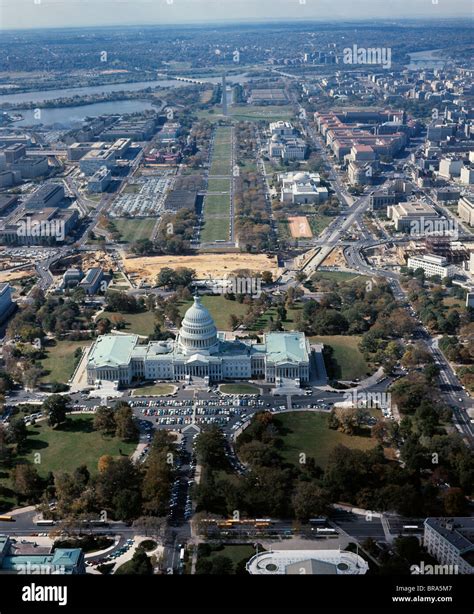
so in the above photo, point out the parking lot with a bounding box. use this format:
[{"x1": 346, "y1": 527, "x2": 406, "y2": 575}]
[{"x1": 109, "y1": 172, "x2": 174, "y2": 217}]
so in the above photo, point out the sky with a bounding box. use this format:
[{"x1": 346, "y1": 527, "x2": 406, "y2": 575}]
[{"x1": 0, "y1": 0, "x2": 472, "y2": 31}]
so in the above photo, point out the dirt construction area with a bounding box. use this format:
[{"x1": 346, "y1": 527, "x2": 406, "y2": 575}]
[
  {"x1": 288, "y1": 216, "x2": 313, "y2": 238},
  {"x1": 122, "y1": 252, "x2": 280, "y2": 283},
  {"x1": 321, "y1": 246, "x2": 347, "y2": 267}
]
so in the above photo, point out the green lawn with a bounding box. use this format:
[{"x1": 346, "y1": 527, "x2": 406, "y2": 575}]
[
  {"x1": 203, "y1": 126, "x2": 233, "y2": 241},
  {"x1": 197, "y1": 105, "x2": 294, "y2": 124},
  {"x1": 0, "y1": 415, "x2": 137, "y2": 511},
  {"x1": 207, "y1": 178, "x2": 231, "y2": 192},
  {"x1": 238, "y1": 160, "x2": 257, "y2": 173},
  {"x1": 312, "y1": 271, "x2": 368, "y2": 284},
  {"x1": 310, "y1": 335, "x2": 371, "y2": 381},
  {"x1": 131, "y1": 384, "x2": 175, "y2": 396},
  {"x1": 209, "y1": 158, "x2": 231, "y2": 177},
  {"x1": 308, "y1": 214, "x2": 333, "y2": 236},
  {"x1": 23, "y1": 415, "x2": 136, "y2": 477},
  {"x1": 40, "y1": 340, "x2": 90, "y2": 384},
  {"x1": 100, "y1": 310, "x2": 157, "y2": 337},
  {"x1": 278, "y1": 220, "x2": 291, "y2": 240},
  {"x1": 209, "y1": 126, "x2": 232, "y2": 176},
  {"x1": 178, "y1": 295, "x2": 249, "y2": 330},
  {"x1": 204, "y1": 194, "x2": 231, "y2": 216},
  {"x1": 275, "y1": 411, "x2": 376, "y2": 469},
  {"x1": 248, "y1": 305, "x2": 303, "y2": 332},
  {"x1": 200, "y1": 217, "x2": 230, "y2": 242},
  {"x1": 113, "y1": 218, "x2": 154, "y2": 243},
  {"x1": 230, "y1": 105, "x2": 294, "y2": 122},
  {"x1": 220, "y1": 383, "x2": 260, "y2": 394}
]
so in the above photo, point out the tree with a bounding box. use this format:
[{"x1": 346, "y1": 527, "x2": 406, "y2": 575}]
[
  {"x1": 443, "y1": 488, "x2": 467, "y2": 516},
  {"x1": 115, "y1": 548, "x2": 153, "y2": 575},
  {"x1": 195, "y1": 427, "x2": 228, "y2": 469},
  {"x1": 209, "y1": 555, "x2": 233, "y2": 575},
  {"x1": 97, "y1": 455, "x2": 114, "y2": 474},
  {"x1": 0, "y1": 424, "x2": 12, "y2": 467},
  {"x1": 292, "y1": 482, "x2": 330, "y2": 521},
  {"x1": 96, "y1": 457, "x2": 142, "y2": 521},
  {"x1": 393, "y1": 536, "x2": 423, "y2": 566},
  {"x1": 228, "y1": 314, "x2": 240, "y2": 329},
  {"x1": 12, "y1": 464, "x2": 41, "y2": 501},
  {"x1": 372, "y1": 420, "x2": 389, "y2": 444},
  {"x1": 0, "y1": 371, "x2": 14, "y2": 394},
  {"x1": 43, "y1": 394, "x2": 70, "y2": 428},
  {"x1": 93, "y1": 406, "x2": 116, "y2": 435},
  {"x1": 114, "y1": 404, "x2": 138, "y2": 442},
  {"x1": 132, "y1": 516, "x2": 166, "y2": 541},
  {"x1": 6, "y1": 417, "x2": 28, "y2": 451}
]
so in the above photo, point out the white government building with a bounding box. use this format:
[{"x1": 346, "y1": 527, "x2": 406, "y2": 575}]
[{"x1": 87, "y1": 296, "x2": 312, "y2": 387}]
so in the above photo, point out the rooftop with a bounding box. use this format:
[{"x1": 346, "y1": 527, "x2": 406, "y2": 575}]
[
  {"x1": 425, "y1": 517, "x2": 474, "y2": 553},
  {"x1": 265, "y1": 332, "x2": 309, "y2": 364},
  {"x1": 88, "y1": 334, "x2": 139, "y2": 368},
  {"x1": 246, "y1": 549, "x2": 369, "y2": 575}
]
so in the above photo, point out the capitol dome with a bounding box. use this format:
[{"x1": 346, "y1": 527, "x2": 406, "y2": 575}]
[{"x1": 178, "y1": 295, "x2": 219, "y2": 355}]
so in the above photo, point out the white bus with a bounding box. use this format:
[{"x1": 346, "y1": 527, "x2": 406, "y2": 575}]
[
  {"x1": 35, "y1": 520, "x2": 56, "y2": 526},
  {"x1": 403, "y1": 525, "x2": 421, "y2": 533},
  {"x1": 316, "y1": 527, "x2": 336, "y2": 534}
]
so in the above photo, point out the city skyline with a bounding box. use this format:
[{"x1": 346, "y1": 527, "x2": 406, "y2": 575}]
[{"x1": 0, "y1": 0, "x2": 472, "y2": 30}]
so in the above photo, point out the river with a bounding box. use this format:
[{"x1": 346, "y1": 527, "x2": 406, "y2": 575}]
[
  {"x1": 12, "y1": 100, "x2": 157, "y2": 128},
  {"x1": 405, "y1": 49, "x2": 445, "y2": 71},
  {"x1": 0, "y1": 73, "x2": 251, "y2": 106}
]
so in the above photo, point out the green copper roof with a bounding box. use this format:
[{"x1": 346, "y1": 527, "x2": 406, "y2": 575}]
[
  {"x1": 88, "y1": 334, "x2": 138, "y2": 368},
  {"x1": 264, "y1": 332, "x2": 308, "y2": 364}
]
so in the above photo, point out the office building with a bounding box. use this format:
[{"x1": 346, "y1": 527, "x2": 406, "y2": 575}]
[
  {"x1": 24, "y1": 183, "x2": 65, "y2": 209},
  {"x1": 460, "y1": 166, "x2": 474, "y2": 185},
  {"x1": 4, "y1": 143, "x2": 26, "y2": 164},
  {"x1": 67, "y1": 142, "x2": 106, "y2": 162},
  {"x1": 10, "y1": 156, "x2": 48, "y2": 179},
  {"x1": 348, "y1": 161, "x2": 374, "y2": 186},
  {"x1": 79, "y1": 149, "x2": 116, "y2": 175},
  {"x1": 87, "y1": 166, "x2": 112, "y2": 193},
  {"x1": 0, "y1": 171, "x2": 16, "y2": 188},
  {"x1": 407, "y1": 254, "x2": 457, "y2": 278},
  {"x1": 458, "y1": 195, "x2": 474, "y2": 227},
  {"x1": 0, "y1": 194, "x2": 19, "y2": 216},
  {"x1": 0, "y1": 535, "x2": 85, "y2": 575},
  {"x1": 439, "y1": 156, "x2": 463, "y2": 179},
  {"x1": 424, "y1": 518, "x2": 474, "y2": 575},
  {"x1": 0, "y1": 208, "x2": 78, "y2": 245},
  {"x1": 387, "y1": 201, "x2": 439, "y2": 232}
]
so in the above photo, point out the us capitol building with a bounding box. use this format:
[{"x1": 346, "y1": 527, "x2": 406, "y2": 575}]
[{"x1": 87, "y1": 296, "x2": 312, "y2": 387}]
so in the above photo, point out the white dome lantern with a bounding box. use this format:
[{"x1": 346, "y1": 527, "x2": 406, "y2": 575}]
[{"x1": 178, "y1": 295, "x2": 219, "y2": 355}]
